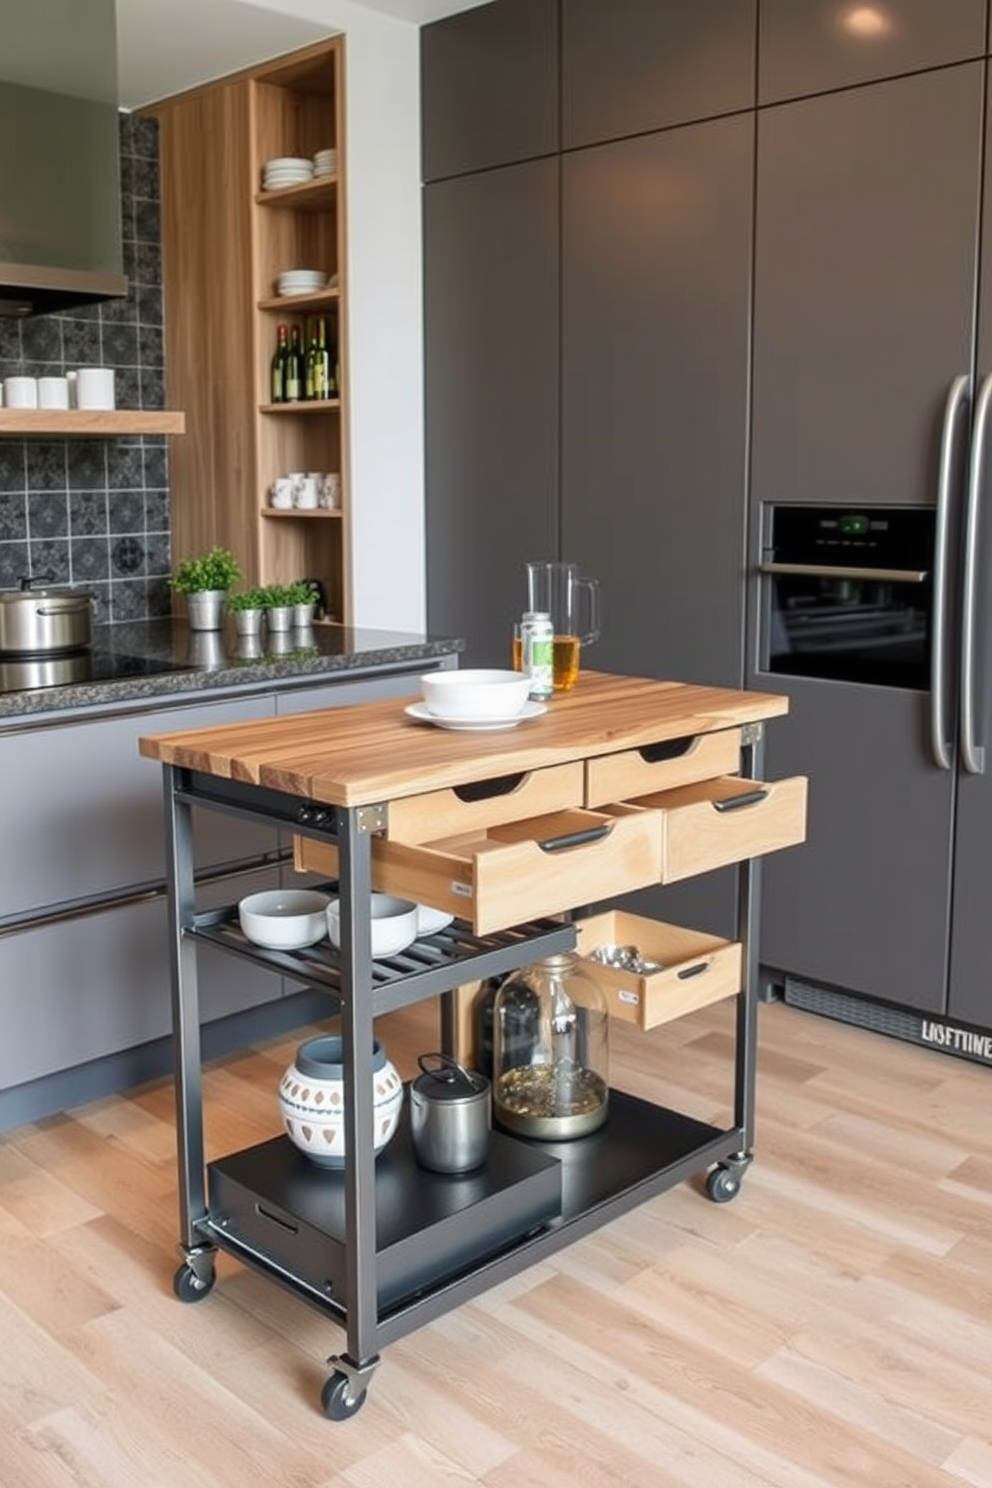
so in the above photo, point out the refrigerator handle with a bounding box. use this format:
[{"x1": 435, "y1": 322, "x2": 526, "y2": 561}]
[
  {"x1": 931, "y1": 374, "x2": 969, "y2": 770},
  {"x1": 960, "y1": 372, "x2": 992, "y2": 775}
]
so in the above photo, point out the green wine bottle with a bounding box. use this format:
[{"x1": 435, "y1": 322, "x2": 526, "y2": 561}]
[
  {"x1": 270, "y1": 323, "x2": 289, "y2": 403},
  {"x1": 285, "y1": 324, "x2": 304, "y2": 403}
]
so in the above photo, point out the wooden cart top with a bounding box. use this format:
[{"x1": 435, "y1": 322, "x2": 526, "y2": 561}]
[{"x1": 138, "y1": 671, "x2": 790, "y2": 808}]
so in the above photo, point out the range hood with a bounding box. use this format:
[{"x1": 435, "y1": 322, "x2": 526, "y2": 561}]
[{"x1": 0, "y1": 0, "x2": 127, "y2": 317}]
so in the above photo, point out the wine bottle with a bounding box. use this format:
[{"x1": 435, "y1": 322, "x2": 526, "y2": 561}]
[
  {"x1": 270, "y1": 323, "x2": 289, "y2": 403},
  {"x1": 308, "y1": 316, "x2": 330, "y2": 401},
  {"x1": 285, "y1": 324, "x2": 304, "y2": 403}
]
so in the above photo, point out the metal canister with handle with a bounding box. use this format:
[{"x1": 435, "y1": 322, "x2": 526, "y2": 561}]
[{"x1": 409, "y1": 1053, "x2": 491, "y2": 1174}]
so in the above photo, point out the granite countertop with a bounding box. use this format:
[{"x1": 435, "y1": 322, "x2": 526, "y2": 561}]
[{"x1": 0, "y1": 619, "x2": 463, "y2": 723}]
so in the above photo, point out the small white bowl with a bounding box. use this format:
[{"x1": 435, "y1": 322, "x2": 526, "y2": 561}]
[
  {"x1": 238, "y1": 889, "x2": 330, "y2": 950},
  {"x1": 420, "y1": 668, "x2": 531, "y2": 721},
  {"x1": 416, "y1": 903, "x2": 455, "y2": 936},
  {"x1": 326, "y1": 894, "x2": 419, "y2": 958}
]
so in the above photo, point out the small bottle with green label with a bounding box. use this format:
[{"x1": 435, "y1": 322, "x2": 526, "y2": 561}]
[{"x1": 521, "y1": 610, "x2": 553, "y2": 699}]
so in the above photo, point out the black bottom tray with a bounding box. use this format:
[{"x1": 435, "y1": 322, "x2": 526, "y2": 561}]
[{"x1": 206, "y1": 1091, "x2": 724, "y2": 1314}]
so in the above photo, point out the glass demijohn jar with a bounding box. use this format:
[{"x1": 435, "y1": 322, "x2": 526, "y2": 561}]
[{"x1": 492, "y1": 951, "x2": 609, "y2": 1140}]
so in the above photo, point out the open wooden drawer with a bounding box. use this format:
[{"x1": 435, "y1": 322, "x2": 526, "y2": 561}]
[
  {"x1": 585, "y1": 727, "x2": 742, "y2": 808},
  {"x1": 574, "y1": 910, "x2": 743, "y2": 1029},
  {"x1": 613, "y1": 772, "x2": 808, "y2": 882},
  {"x1": 296, "y1": 805, "x2": 663, "y2": 935}
]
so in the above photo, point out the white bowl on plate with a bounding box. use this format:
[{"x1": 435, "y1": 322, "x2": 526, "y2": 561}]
[
  {"x1": 326, "y1": 894, "x2": 419, "y2": 958},
  {"x1": 420, "y1": 668, "x2": 532, "y2": 721},
  {"x1": 239, "y1": 889, "x2": 330, "y2": 950}
]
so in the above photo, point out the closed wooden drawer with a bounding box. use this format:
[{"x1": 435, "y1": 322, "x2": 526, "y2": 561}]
[
  {"x1": 385, "y1": 762, "x2": 584, "y2": 844},
  {"x1": 614, "y1": 773, "x2": 808, "y2": 882},
  {"x1": 585, "y1": 727, "x2": 741, "y2": 808},
  {"x1": 574, "y1": 910, "x2": 742, "y2": 1030},
  {"x1": 296, "y1": 805, "x2": 663, "y2": 935}
]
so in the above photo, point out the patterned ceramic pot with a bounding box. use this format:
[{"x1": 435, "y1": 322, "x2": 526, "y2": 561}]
[{"x1": 278, "y1": 1034, "x2": 403, "y2": 1169}]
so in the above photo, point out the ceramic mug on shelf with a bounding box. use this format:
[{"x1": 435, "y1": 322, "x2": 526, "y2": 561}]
[
  {"x1": 38, "y1": 376, "x2": 70, "y2": 410},
  {"x1": 293, "y1": 473, "x2": 319, "y2": 509},
  {"x1": 75, "y1": 367, "x2": 115, "y2": 410},
  {"x1": 320, "y1": 472, "x2": 341, "y2": 509},
  {"x1": 4, "y1": 376, "x2": 38, "y2": 409},
  {"x1": 270, "y1": 477, "x2": 294, "y2": 510}
]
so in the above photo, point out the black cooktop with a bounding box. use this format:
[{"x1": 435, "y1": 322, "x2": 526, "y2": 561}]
[{"x1": 0, "y1": 650, "x2": 189, "y2": 694}]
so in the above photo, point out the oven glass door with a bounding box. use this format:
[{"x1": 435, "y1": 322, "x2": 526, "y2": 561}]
[{"x1": 761, "y1": 506, "x2": 935, "y2": 690}]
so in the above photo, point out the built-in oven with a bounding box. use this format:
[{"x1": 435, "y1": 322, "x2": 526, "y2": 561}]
[{"x1": 758, "y1": 504, "x2": 935, "y2": 690}]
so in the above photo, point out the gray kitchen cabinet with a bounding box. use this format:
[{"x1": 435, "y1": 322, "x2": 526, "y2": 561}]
[
  {"x1": 423, "y1": 159, "x2": 559, "y2": 666},
  {"x1": 0, "y1": 695, "x2": 276, "y2": 921},
  {"x1": 758, "y1": 0, "x2": 987, "y2": 105},
  {"x1": 752, "y1": 54, "x2": 992, "y2": 1039},
  {"x1": 420, "y1": 0, "x2": 558, "y2": 181},
  {"x1": 561, "y1": 0, "x2": 755, "y2": 150},
  {"x1": 751, "y1": 66, "x2": 984, "y2": 513}
]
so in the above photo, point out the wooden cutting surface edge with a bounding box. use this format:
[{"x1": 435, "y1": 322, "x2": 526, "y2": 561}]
[{"x1": 138, "y1": 671, "x2": 790, "y2": 807}]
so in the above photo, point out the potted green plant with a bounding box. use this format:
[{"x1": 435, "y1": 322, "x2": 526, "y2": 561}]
[
  {"x1": 286, "y1": 578, "x2": 320, "y2": 627},
  {"x1": 226, "y1": 585, "x2": 269, "y2": 637},
  {"x1": 170, "y1": 547, "x2": 242, "y2": 630},
  {"x1": 262, "y1": 582, "x2": 297, "y2": 632}
]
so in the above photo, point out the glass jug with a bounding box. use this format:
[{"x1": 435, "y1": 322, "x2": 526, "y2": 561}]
[
  {"x1": 492, "y1": 951, "x2": 609, "y2": 1140},
  {"x1": 525, "y1": 561, "x2": 600, "y2": 690}
]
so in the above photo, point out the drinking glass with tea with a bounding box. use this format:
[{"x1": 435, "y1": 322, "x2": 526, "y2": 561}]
[{"x1": 513, "y1": 561, "x2": 599, "y2": 690}]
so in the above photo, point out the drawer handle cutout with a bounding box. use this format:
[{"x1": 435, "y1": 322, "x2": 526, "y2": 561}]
[
  {"x1": 255, "y1": 1203, "x2": 299, "y2": 1235},
  {"x1": 637, "y1": 736, "x2": 695, "y2": 764},
  {"x1": 713, "y1": 788, "x2": 769, "y2": 813},
  {"x1": 454, "y1": 772, "x2": 526, "y2": 803},
  {"x1": 538, "y1": 823, "x2": 612, "y2": 853}
]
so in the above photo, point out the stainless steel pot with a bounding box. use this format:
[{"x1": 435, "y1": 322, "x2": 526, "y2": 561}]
[
  {"x1": 0, "y1": 582, "x2": 95, "y2": 655},
  {"x1": 409, "y1": 1053, "x2": 491, "y2": 1174},
  {"x1": 0, "y1": 652, "x2": 93, "y2": 692}
]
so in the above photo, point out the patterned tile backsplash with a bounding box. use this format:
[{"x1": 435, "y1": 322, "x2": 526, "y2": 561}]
[{"x1": 0, "y1": 113, "x2": 171, "y2": 624}]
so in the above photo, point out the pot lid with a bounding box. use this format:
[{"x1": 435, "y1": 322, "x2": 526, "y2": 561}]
[
  {"x1": 413, "y1": 1052, "x2": 489, "y2": 1102},
  {"x1": 0, "y1": 584, "x2": 94, "y2": 606}
]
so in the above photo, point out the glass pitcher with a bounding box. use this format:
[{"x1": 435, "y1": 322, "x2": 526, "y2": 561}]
[{"x1": 525, "y1": 560, "x2": 600, "y2": 690}]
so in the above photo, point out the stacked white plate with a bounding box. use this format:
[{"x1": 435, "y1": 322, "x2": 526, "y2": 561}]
[
  {"x1": 277, "y1": 268, "x2": 328, "y2": 297},
  {"x1": 262, "y1": 156, "x2": 314, "y2": 190},
  {"x1": 313, "y1": 148, "x2": 337, "y2": 177}
]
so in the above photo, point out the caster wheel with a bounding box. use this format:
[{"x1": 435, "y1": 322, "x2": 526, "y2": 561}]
[
  {"x1": 172, "y1": 1262, "x2": 215, "y2": 1302},
  {"x1": 706, "y1": 1165, "x2": 741, "y2": 1204},
  {"x1": 321, "y1": 1371, "x2": 367, "y2": 1420}
]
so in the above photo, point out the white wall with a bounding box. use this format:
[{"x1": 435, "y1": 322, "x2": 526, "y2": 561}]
[{"x1": 232, "y1": 0, "x2": 427, "y2": 631}]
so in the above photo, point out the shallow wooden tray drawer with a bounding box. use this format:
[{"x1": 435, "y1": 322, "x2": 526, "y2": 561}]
[
  {"x1": 585, "y1": 727, "x2": 741, "y2": 808},
  {"x1": 574, "y1": 910, "x2": 743, "y2": 1029},
  {"x1": 295, "y1": 807, "x2": 663, "y2": 935},
  {"x1": 614, "y1": 773, "x2": 808, "y2": 881},
  {"x1": 384, "y1": 762, "x2": 585, "y2": 844}
]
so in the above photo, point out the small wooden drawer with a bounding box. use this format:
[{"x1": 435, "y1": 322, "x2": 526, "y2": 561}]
[
  {"x1": 295, "y1": 806, "x2": 663, "y2": 935},
  {"x1": 574, "y1": 910, "x2": 743, "y2": 1029},
  {"x1": 585, "y1": 727, "x2": 741, "y2": 808},
  {"x1": 385, "y1": 762, "x2": 585, "y2": 844},
  {"x1": 613, "y1": 772, "x2": 808, "y2": 882}
]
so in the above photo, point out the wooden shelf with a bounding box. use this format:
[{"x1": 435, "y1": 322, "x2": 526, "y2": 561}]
[
  {"x1": 259, "y1": 399, "x2": 340, "y2": 415},
  {"x1": 262, "y1": 507, "x2": 342, "y2": 519},
  {"x1": 0, "y1": 410, "x2": 186, "y2": 438},
  {"x1": 258, "y1": 288, "x2": 339, "y2": 313},
  {"x1": 254, "y1": 177, "x2": 337, "y2": 210}
]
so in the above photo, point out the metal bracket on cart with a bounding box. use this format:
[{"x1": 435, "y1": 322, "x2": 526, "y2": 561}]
[
  {"x1": 322, "y1": 1353, "x2": 380, "y2": 1420},
  {"x1": 172, "y1": 1243, "x2": 217, "y2": 1301},
  {"x1": 705, "y1": 1150, "x2": 752, "y2": 1203}
]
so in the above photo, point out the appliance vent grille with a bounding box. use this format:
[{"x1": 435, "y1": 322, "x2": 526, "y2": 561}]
[{"x1": 782, "y1": 977, "x2": 992, "y2": 1068}]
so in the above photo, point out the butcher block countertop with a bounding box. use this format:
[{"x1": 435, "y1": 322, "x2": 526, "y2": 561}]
[{"x1": 139, "y1": 671, "x2": 790, "y2": 808}]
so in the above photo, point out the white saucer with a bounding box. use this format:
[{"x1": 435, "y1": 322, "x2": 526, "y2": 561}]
[{"x1": 404, "y1": 700, "x2": 547, "y2": 731}]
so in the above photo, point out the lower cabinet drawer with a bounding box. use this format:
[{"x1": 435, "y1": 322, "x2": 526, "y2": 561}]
[
  {"x1": 585, "y1": 728, "x2": 741, "y2": 808},
  {"x1": 295, "y1": 806, "x2": 663, "y2": 935},
  {"x1": 574, "y1": 910, "x2": 742, "y2": 1029},
  {"x1": 614, "y1": 773, "x2": 808, "y2": 882}
]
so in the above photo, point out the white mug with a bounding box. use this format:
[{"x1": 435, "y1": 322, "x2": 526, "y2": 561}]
[
  {"x1": 38, "y1": 376, "x2": 70, "y2": 410},
  {"x1": 4, "y1": 376, "x2": 38, "y2": 409},
  {"x1": 319, "y1": 472, "x2": 341, "y2": 509},
  {"x1": 294, "y1": 474, "x2": 319, "y2": 509},
  {"x1": 270, "y1": 477, "x2": 294, "y2": 510},
  {"x1": 75, "y1": 366, "x2": 116, "y2": 410}
]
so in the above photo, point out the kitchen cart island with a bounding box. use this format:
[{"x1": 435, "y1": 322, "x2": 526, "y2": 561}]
[{"x1": 139, "y1": 671, "x2": 806, "y2": 1419}]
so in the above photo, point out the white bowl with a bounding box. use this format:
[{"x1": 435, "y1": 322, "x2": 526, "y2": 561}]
[
  {"x1": 326, "y1": 894, "x2": 419, "y2": 958},
  {"x1": 416, "y1": 903, "x2": 455, "y2": 935},
  {"x1": 420, "y1": 668, "x2": 532, "y2": 721},
  {"x1": 238, "y1": 889, "x2": 330, "y2": 950}
]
